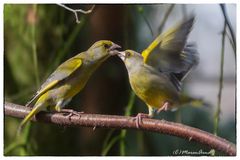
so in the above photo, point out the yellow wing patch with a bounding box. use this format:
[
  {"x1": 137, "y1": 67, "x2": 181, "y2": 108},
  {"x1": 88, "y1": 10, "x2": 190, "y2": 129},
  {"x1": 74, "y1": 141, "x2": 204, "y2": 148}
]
[
  {"x1": 142, "y1": 34, "x2": 163, "y2": 63},
  {"x1": 37, "y1": 80, "x2": 59, "y2": 97},
  {"x1": 40, "y1": 58, "x2": 82, "y2": 96},
  {"x1": 141, "y1": 17, "x2": 195, "y2": 72},
  {"x1": 26, "y1": 58, "x2": 82, "y2": 107},
  {"x1": 25, "y1": 80, "x2": 59, "y2": 107},
  {"x1": 141, "y1": 21, "x2": 184, "y2": 64},
  {"x1": 61, "y1": 58, "x2": 82, "y2": 72}
]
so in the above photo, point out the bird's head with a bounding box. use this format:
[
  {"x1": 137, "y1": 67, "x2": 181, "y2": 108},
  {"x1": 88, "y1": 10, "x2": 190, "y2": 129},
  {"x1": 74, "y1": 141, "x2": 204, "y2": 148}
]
[
  {"x1": 117, "y1": 50, "x2": 144, "y2": 71},
  {"x1": 87, "y1": 40, "x2": 121, "y2": 61}
]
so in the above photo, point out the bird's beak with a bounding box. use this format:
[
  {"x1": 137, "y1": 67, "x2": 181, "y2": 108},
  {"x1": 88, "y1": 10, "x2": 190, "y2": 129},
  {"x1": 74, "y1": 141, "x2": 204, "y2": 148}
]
[
  {"x1": 109, "y1": 43, "x2": 121, "y2": 55},
  {"x1": 117, "y1": 51, "x2": 126, "y2": 61}
]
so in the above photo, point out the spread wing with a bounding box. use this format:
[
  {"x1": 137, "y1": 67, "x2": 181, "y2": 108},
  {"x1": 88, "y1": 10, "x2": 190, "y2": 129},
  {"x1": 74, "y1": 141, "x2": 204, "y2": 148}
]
[
  {"x1": 26, "y1": 56, "x2": 83, "y2": 107},
  {"x1": 142, "y1": 16, "x2": 198, "y2": 79}
]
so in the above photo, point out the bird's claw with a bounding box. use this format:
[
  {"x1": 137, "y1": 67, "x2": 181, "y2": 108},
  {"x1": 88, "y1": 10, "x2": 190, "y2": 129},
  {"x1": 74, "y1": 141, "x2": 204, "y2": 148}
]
[
  {"x1": 61, "y1": 109, "x2": 83, "y2": 119},
  {"x1": 157, "y1": 102, "x2": 170, "y2": 114},
  {"x1": 134, "y1": 113, "x2": 150, "y2": 128}
]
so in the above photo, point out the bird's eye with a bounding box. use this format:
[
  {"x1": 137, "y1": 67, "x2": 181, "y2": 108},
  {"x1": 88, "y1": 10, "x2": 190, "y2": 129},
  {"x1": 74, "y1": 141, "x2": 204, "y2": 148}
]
[
  {"x1": 125, "y1": 51, "x2": 131, "y2": 58},
  {"x1": 104, "y1": 44, "x2": 111, "y2": 49}
]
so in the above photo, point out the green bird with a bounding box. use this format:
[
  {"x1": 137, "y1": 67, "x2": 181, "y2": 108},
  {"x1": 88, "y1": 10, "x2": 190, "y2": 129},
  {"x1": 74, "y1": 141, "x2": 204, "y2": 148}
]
[
  {"x1": 18, "y1": 40, "x2": 121, "y2": 131},
  {"x1": 118, "y1": 17, "x2": 201, "y2": 127}
]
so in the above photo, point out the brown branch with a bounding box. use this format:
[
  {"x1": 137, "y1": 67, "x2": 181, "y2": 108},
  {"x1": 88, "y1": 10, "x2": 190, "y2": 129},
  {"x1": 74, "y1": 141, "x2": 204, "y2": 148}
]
[{"x1": 4, "y1": 102, "x2": 236, "y2": 156}]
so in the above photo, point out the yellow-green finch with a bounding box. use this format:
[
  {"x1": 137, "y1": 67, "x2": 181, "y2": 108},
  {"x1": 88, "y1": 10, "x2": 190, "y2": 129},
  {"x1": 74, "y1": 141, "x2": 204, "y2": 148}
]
[
  {"x1": 19, "y1": 40, "x2": 121, "y2": 131},
  {"x1": 118, "y1": 17, "x2": 200, "y2": 127}
]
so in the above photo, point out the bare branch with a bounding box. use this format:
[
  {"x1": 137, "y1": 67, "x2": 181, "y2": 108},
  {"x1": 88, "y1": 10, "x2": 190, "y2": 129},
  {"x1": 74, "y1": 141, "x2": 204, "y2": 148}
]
[
  {"x1": 57, "y1": 4, "x2": 95, "y2": 23},
  {"x1": 136, "y1": 5, "x2": 154, "y2": 37},
  {"x1": 158, "y1": 4, "x2": 175, "y2": 33},
  {"x1": 214, "y1": 20, "x2": 227, "y2": 136},
  {"x1": 4, "y1": 102, "x2": 236, "y2": 156},
  {"x1": 220, "y1": 4, "x2": 236, "y2": 55}
]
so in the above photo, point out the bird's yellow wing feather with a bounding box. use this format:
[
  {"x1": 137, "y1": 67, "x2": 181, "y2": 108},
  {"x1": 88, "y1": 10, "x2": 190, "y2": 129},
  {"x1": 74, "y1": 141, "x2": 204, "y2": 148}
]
[
  {"x1": 141, "y1": 16, "x2": 197, "y2": 75},
  {"x1": 26, "y1": 57, "x2": 82, "y2": 107}
]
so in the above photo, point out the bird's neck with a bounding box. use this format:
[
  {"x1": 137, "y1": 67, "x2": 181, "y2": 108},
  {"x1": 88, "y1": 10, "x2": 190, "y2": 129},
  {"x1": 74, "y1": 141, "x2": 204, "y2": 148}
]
[{"x1": 126, "y1": 63, "x2": 142, "y2": 76}]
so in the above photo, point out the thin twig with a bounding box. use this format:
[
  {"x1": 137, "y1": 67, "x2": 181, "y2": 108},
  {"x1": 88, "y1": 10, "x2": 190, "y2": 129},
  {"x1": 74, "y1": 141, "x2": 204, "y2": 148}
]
[
  {"x1": 220, "y1": 4, "x2": 236, "y2": 55},
  {"x1": 226, "y1": 32, "x2": 234, "y2": 50},
  {"x1": 31, "y1": 4, "x2": 39, "y2": 87},
  {"x1": 101, "y1": 129, "x2": 116, "y2": 155},
  {"x1": 4, "y1": 142, "x2": 25, "y2": 155},
  {"x1": 120, "y1": 91, "x2": 135, "y2": 155},
  {"x1": 4, "y1": 102, "x2": 236, "y2": 156},
  {"x1": 57, "y1": 4, "x2": 95, "y2": 23},
  {"x1": 101, "y1": 135, "x2": 121, "y2": 156},
  {"x1": 158, "y1": 4, "x2": 175, "y2": 33},
  {"x1": 136, "y1": 6, "x2": 154, "y2": 37},
  {"x1": 214, "y1": 21, "x2": 227, "y2": 136}
]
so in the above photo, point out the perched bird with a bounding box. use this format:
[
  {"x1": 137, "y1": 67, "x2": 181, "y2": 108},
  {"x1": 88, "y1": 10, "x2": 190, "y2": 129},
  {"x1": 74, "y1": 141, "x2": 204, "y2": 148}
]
[
  {"x1": 118, "y1": 17, "x2": 201, "y2": 127},
  {"x1": 18, "y1": 40, "x2": 121, "y2": 131}
]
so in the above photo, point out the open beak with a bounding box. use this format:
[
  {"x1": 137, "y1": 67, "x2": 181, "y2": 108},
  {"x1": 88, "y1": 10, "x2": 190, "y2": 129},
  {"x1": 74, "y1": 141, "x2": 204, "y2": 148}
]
[
  {"x1": 109, "y1": 43, "x2": 121, "y2": 55},
  {"x1": 117, "y1": 51, "x2": 126, "y2": 61}
]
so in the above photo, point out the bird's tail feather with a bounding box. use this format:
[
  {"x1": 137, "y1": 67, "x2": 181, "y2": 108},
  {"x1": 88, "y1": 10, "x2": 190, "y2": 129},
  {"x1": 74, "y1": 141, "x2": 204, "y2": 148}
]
[
  {"x1": 17, "y1": 104, "x2": 43, "y2": 135},
  {"x1": 179, "y1": 94, "x2": 210, "y2": 108}
]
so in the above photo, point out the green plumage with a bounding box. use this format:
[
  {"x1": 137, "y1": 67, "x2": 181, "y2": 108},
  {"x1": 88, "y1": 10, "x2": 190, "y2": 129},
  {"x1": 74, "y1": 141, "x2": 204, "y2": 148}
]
[
  {"x1": 18, "y1": 40, "x2": 121, "y2": 132},
  {"x1": 117, "y1": 17, "x2": 202, "y2": 119}
]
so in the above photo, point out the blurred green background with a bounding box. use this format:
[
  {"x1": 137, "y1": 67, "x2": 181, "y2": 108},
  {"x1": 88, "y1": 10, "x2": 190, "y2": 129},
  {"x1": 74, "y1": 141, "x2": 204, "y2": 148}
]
[{"x1": 4, "y1": 4, "x2": 236, "y2": 156}]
